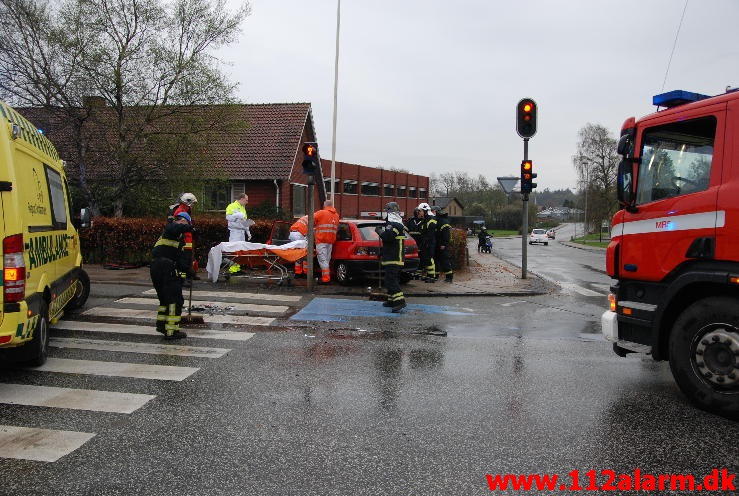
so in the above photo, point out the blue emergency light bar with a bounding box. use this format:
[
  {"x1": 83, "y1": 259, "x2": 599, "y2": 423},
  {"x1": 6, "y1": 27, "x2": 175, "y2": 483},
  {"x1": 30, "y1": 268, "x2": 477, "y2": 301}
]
[{"x1": 653, "y1": 90, "x2": 711, "y2": 108}]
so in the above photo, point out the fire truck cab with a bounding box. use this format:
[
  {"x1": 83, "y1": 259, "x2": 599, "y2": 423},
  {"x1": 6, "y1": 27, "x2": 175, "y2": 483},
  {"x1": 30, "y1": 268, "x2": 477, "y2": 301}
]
[{"x1": 603, "y1": 89, "x2": 739, "y2": 419}]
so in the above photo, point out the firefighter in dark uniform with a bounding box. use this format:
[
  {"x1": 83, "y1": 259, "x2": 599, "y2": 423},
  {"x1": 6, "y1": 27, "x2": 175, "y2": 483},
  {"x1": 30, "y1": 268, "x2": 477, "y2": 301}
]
[
  {"x1": 150, "y1": 212, "x2": 193, "y2": 340},
  {"x1": 433, "y1": 206, "x2": 453, "y2": 283},
  {"x1": 417, "y1": 203, "x2": 437, "y2": 282},
  {"x1": 377, "y1": 202, "x2": 407, "y2": 312},
  {"x1": 405, "y1": 207, "x2": 424, "y2": 246}
]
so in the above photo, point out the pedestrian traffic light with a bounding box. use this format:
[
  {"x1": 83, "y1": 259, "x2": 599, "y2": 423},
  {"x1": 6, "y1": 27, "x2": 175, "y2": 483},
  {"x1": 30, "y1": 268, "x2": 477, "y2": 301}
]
[
  {"x1": 516, "y1": 98, "x2": 537, "y2": 138},
  {"x1": 302, "y1": 142, "x2": 318, "y2": 174},
  {"x1": 521, "y1": 160, "x2": 537, "y2": 195}
]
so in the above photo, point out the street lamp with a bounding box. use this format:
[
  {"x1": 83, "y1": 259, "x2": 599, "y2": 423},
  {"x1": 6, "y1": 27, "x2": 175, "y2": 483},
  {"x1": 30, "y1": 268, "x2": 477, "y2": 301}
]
[{"x1": 329, "y1": 0, "x2": 341, "y2": 202}]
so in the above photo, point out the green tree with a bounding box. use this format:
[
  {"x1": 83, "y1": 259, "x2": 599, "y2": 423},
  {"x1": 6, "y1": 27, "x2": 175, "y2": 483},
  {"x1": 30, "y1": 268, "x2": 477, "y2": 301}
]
[{"x1": 0, "y1": 0, "x2": 250, "y2": 216}]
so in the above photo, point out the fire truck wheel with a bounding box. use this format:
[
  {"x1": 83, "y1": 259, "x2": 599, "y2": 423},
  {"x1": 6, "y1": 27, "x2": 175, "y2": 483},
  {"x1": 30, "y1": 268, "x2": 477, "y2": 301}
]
[{"x1": 669, "y1": 296, "x2": 739, "y2": 419}]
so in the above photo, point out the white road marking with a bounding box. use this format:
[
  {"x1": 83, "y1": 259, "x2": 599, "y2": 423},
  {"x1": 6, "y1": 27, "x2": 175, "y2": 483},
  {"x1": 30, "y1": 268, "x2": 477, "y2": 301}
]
[
  {"x1": 142, "y1": 288, "x2": 302, "y2": 302},
  {"x1": 82, "y1": 307, "x2": 275, "y2": 326},
  {"x1": 116, "y1": 297, "x2": 288, "y2": 315},
  {"x1": 53, "y1": 321, "x2": 255, "y2": 341},
  {"x1": 501, "y1": 300, "x2": 526, "y2": 307},
  {"x1": 558, "y1": 283, "x2": 606, "y2": 297},
  {"x1": 591, "y1": 283, "x2": 612, "y2": 292},
  {"x1": 0, "y1": 425, "x2": 95, "y2": 462},
  {"x1": 28, "y1": 358, "x2": 199, "y2": 381},
  {"x1": 50, "y1": 337, "x2": 230, "y2": 358},
  {"x1": 0, "y1": 383, "x2": 154, "y2": 414}
]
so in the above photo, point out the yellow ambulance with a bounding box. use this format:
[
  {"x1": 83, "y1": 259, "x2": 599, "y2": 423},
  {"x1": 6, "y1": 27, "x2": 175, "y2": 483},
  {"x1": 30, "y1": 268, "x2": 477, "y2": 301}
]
[{"x1": 0, "y1": 101, "x2": 90, "y2": 365}]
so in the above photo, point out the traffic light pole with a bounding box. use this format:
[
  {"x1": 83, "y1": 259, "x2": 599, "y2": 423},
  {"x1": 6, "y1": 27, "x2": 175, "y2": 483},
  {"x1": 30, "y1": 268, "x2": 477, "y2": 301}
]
[
  {"x1": 521, "y1": 138, "x2": 529, "y2": 279},
  {"x1": 306, "y1": 176, "x2": 315, "y2": 292}
]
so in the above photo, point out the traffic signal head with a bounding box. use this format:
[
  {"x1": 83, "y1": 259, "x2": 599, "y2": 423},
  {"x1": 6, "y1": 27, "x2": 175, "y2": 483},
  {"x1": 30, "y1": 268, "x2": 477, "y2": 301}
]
[
  {"x1": 521, "y1": 160, "x2": 538, "y2": 194},
  {"x1": 516, "y1": 98, "x2": 537, "y2": 138},
  {"x1": 302, "y1": 142, "x2": 318, "y2": 174}
]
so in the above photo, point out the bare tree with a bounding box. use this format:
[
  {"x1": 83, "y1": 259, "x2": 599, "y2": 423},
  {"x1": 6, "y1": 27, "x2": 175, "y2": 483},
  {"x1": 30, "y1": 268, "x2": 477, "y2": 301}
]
[
  {"x1": 0, "y1": 0, "x2": 250, "y2": 216},
  {"x1": 572, "y1": 123, "x2": 619, "y2": 234}
]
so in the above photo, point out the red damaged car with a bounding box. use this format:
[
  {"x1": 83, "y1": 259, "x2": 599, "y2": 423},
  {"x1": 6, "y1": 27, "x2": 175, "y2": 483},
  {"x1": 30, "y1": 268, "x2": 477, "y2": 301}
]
[{"x1": 270, "y1": 219, "x2": 420, "y2": 285}]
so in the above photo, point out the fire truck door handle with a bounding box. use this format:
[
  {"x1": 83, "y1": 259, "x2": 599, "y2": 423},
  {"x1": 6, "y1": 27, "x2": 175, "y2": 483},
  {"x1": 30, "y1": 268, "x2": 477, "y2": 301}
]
[{"x1": 624, "y1": 264, "x2": 638, "y2": 272}]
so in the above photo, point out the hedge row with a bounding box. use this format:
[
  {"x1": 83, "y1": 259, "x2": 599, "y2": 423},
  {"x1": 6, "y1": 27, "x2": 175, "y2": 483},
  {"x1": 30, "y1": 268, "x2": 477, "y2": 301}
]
[
  {"x1": 80, "y1": 217, "x2": 469, "y2": 271},
  {"x1": 80, "y1": 216, "x2": 275, "y2": 266}
]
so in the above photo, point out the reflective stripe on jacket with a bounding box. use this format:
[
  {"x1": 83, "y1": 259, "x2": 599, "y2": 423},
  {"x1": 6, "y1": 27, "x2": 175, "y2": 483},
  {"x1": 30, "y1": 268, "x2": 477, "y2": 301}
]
[
  {"x1": 290, "y1": 215, "x2": 309, "y2": 236},
  {"x1": 379, "y1": 221, "x2": 405, "y2": 266},
  {"x1": 314, "y1": 207, "x2": 339, "y2": 243}
]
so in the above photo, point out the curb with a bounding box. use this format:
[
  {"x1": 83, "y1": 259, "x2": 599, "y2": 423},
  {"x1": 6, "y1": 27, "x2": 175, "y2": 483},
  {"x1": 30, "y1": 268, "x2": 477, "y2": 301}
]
[
  {"x1": 322, "y1": 290, "x2": 548, "y2": 298},
  {"x1": 559, "y1": 240, "x2": 607, "y2": 252}
]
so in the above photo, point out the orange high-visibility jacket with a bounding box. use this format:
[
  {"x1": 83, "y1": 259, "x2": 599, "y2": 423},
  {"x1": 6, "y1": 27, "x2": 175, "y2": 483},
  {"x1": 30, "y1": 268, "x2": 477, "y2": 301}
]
[
  {"x1": 290, "y1": 215, "x2": 309, "y2": 236},
  {"x1": 314, "y1": 206, "x2": 339, "y2": 243}
]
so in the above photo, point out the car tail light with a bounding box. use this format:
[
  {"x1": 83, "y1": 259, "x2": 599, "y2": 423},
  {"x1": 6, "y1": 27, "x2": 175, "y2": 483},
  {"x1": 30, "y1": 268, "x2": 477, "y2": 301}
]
[{"x1": 3, "y1": 234, "x2": 26, "y2": 303}]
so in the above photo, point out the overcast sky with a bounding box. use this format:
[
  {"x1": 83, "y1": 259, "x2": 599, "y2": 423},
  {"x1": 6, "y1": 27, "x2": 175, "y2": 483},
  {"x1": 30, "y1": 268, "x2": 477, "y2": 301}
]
[{"x1": 217, "y1": 0, "x2": 739, "y2": 190}]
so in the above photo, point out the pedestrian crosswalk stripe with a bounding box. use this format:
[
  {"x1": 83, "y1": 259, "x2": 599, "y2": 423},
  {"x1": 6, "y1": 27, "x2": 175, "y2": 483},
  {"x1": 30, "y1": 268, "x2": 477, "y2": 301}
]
[
  {"x1": 53, "y1": 321, "x2": 255, "y2": 341},
  {"x1": 559, "y1": 282, "x2": 605, "y2": 297},
  {"x1": 82, "y1": 307, "x2": 275, "y2": 326},
  {"x1": 0, "y1": 425, "x2": 95, "y2": 462},
  {"x1": 142, "y1": 288, "x2": 302, "y2": 302},
  {"x1": 116, "y1": 297, "x2": 288, "y2": 315},
  {"x1": 50, "y1": 337, "x2": 230, "y2": 358},
  {"x1": 0, "y1": 383, "x2": 155, "y2": 414},
  {"x1": 28, "y1": 358, "x2": 199, "y2": 381}
]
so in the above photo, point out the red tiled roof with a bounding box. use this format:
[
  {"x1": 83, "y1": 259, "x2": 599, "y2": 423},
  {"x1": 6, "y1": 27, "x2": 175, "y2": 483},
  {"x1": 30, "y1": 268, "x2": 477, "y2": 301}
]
[
  {"x1": 18, "y1": 103, "x2": 313, "y2": 181},
  {"x1": 210, "y1": 103, "x2": 312, "y2": 179}
]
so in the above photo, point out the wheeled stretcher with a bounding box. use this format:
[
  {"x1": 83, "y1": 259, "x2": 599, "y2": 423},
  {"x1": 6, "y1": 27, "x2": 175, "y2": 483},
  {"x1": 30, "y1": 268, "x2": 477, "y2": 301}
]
[{"x1": 205, "y1": 240, "x2": 307, "y2": 284}]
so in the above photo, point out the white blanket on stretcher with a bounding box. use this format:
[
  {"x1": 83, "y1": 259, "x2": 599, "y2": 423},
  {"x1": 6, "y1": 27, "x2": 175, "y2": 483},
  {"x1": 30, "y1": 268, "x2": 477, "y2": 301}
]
[{"x1": 206, "y1": 240, "x2": 308, "y2": 282}]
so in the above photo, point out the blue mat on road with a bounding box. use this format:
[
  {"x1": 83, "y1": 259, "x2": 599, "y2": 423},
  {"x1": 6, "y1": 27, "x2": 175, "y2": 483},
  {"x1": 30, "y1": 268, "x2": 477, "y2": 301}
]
[{"x1": 290, "y1": 298, "x2": 470, "y2": 322}]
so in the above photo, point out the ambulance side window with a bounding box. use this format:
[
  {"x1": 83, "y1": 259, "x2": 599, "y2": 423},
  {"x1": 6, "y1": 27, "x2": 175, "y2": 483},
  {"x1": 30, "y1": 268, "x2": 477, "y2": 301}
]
[
  {"x1": 636, "y1": 116, "x2": 716, "y2": 204},
  {"x1": 45, "y1": 166, "x2": 67, "y2": 229}
]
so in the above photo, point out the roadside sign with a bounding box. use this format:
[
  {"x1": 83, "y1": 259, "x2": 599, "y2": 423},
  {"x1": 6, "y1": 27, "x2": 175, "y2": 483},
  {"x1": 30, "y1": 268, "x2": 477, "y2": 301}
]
[{"x1": 497, "y1": 176, "x2": 519, "y2": 194}]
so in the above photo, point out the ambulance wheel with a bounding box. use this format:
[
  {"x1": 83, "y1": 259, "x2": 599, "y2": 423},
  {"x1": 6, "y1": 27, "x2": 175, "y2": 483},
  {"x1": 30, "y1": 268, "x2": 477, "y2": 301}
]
[
  {"x1": 26, "y1": 301, "x2": 50, "y2": 367},
  {"x1": 65, "y1": 270, "x2": 90, "y2": 311},
  {"x1": 669, "y1": 297, "x2": 739, "y2": 420}
]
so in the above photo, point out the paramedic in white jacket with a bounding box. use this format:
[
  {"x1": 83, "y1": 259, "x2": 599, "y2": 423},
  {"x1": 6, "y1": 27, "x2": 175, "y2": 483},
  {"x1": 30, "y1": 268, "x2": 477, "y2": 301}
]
[{"x1": 225, "y1": 194, "x2": 251, "y2": 242}]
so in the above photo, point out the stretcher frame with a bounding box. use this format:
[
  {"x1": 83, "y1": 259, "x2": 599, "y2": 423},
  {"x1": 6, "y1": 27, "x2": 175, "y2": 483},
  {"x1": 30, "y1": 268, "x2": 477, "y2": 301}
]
[{"x1": 219, "y1": 249, "x2": 293, "y2": 286}]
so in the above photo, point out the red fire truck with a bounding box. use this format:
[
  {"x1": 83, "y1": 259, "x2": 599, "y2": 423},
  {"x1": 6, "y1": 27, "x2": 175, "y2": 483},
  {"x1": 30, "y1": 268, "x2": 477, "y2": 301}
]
[{"x1": 602, "y1": 89, "x2": 739, "y2": 419}]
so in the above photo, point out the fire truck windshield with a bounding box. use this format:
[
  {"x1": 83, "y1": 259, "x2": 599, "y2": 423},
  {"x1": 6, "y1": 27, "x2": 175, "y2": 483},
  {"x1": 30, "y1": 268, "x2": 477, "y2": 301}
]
[{"x1": 636, "y1": 116, "x2": 716, "y2": 204}]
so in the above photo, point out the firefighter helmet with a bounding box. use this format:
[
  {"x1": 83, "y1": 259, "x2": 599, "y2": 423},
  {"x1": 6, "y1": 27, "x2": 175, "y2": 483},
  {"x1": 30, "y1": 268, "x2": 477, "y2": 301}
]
[
  {"x1": 179, "y1": 192, "x2": 198, "y2": 206},
  {"x1": 417, "y1": 202, "x2": 431, "y2": 212},
  {"x1": 384, "y1": 201, "x2": 400, "y2": 213},
  {"x1": 175, "y1": 212, "x2": 192, "y2": 223}
]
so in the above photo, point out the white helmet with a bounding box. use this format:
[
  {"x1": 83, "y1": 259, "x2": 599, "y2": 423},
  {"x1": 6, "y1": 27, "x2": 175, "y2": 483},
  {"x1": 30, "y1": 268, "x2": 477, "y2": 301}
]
[
  {"x1": 417, "y1": 202, "x2": 431, "y2": 212},
  {"x1": 180, "y1": 192, "x2": 198, "y2": 206}
]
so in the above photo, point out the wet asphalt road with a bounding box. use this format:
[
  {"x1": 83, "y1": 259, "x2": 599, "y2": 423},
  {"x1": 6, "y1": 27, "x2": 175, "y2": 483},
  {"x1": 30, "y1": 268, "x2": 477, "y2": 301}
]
[{"x1": 0, "y1": 241, "x2": 737, "y2": 495}]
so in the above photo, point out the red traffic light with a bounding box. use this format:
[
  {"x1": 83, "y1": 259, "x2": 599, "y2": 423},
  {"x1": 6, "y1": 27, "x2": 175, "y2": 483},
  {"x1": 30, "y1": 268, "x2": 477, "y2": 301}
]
[
  {"x1": 516, "y1": 98, "x2": 537, "y2": 138},
  {"x1": 302, "y1": 143, "x2": 317, "y2": 157}
]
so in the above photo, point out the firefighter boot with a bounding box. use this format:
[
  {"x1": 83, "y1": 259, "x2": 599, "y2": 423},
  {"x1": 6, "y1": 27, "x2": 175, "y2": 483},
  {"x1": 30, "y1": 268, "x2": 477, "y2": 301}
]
[
  {"x1": 165, "y1": 330, "x2": 188, "y2": 340},
  {"x1": 391, "y1": 299, "x2": 407, "y2": 313}
]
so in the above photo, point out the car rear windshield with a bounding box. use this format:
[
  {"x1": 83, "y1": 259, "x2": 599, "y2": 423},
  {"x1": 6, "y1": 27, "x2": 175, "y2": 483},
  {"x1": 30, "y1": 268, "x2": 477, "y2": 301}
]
[
  {"x1": 532, "y1": 229, "x2": 546, "y2": 234},
  {"x1": 357, "y1": 224, "x2": 383, "y2": 241}
]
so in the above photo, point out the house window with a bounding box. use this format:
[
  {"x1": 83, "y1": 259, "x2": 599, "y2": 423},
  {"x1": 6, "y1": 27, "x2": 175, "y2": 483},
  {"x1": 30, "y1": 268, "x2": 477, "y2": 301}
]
[
  {"x1": 361, "y1": 182, "x2": 379, "y2": 196},
  {"x1": 324, "y1": 179, "x2": 340, "y2": 195},
  {"x1": 384, "y1": 184, "x2": 395, "y2": 196},
  {"x1": 343, "y1": 180, "x2": 358, "y2": 194},
  {"x1": 419, "y1": 188, "x2": 427, "y2": 200},
  {"x1": 397, "y1": 185, "x2": 407, "y2": 197},
  {"x1": 409, "y1": 187, "x2": 417, "y2": 199},
  {"x1": 204, "y1": 183, "x2": 230, "y2": 210},
  {"x1": 292, "y1": 184, "x2": 307, "y2": 216}
]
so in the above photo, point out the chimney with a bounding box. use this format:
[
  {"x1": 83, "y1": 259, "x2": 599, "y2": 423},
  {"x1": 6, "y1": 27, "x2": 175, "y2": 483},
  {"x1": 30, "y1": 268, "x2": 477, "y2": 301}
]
[{"x1": 82, "y1": 96, "x2": 106, "y2": 108}]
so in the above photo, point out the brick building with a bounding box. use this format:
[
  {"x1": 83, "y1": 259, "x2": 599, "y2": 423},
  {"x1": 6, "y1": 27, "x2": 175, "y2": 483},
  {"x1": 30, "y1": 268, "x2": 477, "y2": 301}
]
[
  {"x1": 19, "y1": 102, "x2": 428, "y2": 218},
  {"x1": 318, "y1": 159, "x2": 429, "y2": 219}
]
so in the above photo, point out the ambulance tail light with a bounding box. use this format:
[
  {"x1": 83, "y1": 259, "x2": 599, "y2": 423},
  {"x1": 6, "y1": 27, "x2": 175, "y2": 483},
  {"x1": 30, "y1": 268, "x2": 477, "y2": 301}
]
[{"x1": 3, "y1": 234, "x2": 26, "y2": 303}]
